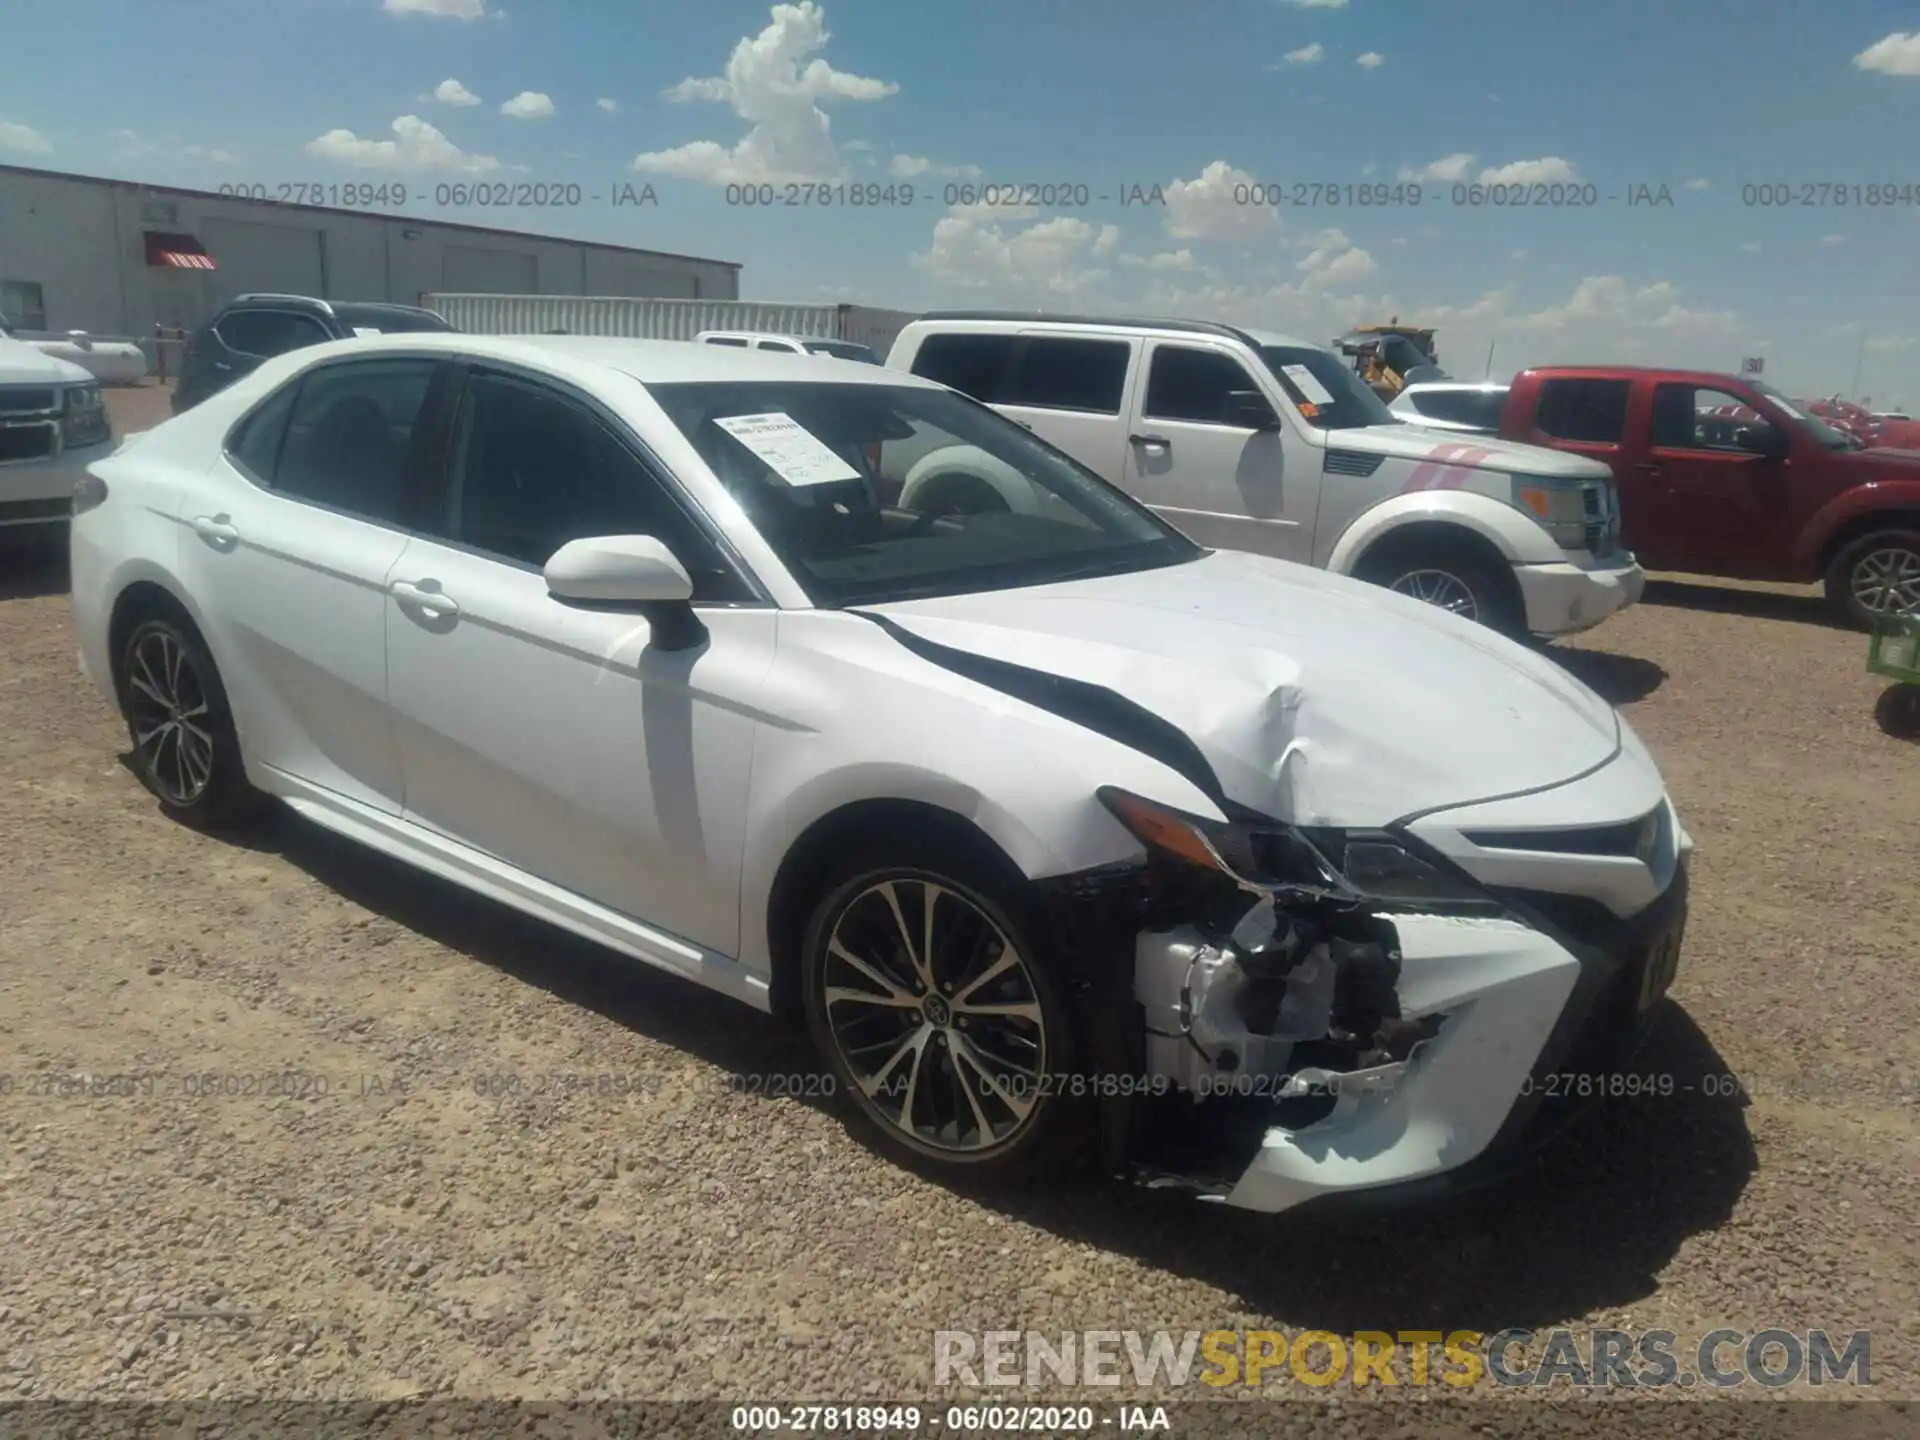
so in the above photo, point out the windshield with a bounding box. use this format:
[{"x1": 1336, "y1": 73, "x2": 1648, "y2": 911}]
[
  {"x1": 803, "y1": 340, "x2": 880, "y2": 363},
  {"x1": 1751, "y1": 381, "x2": 1859, "y2": 450},
  {"x1": 1257, "y1": 345, "x2": 1397, "y2": 431},
  {"x1": 648, "y1": 380, "x2": 1201, "y2": 606},
  {"x1": 331, "y1": 306, "x2": 456, "y2": 334}
]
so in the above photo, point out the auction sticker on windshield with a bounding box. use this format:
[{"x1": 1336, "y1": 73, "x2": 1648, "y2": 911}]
[
  {"x1": 714, "y1": 412, "x2": 862, "y2": 486},
  {"x1": 1282, "y1": 364, "x2": 1337, "y2": 407}
]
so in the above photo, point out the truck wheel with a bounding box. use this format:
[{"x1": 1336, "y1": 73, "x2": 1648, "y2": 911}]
[
  {"x1": 1827, "y1": 529, "x2": 1920, "y2": 630},
  {"x1": 1357, "y1": 540, "x2": 1525, "y2": 638}
]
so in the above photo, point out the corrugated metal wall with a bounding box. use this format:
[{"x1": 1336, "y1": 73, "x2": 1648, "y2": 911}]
[{"x1": 427, "y1": 294, "x2": 857, "y2": 340}]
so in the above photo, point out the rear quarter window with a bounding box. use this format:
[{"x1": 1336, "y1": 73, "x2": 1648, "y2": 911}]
[
  {"x1": 907, "y1": 333, "x2": 1016, "y2": 401},
  {"x1": 1534, "y1": 378, "x2": 1631, "y2": 444}
]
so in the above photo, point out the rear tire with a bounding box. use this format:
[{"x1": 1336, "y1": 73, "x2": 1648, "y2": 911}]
[
  {"x1": 1356, "y1": 537, "x2": 1526, "y2": 638},
  {"x1": 117, "y1": 615, "x2": 262, "y2": 829},
  {"x1": 799, "y1": 834, "x2": 1092, "y2": 1185},
  {"x1": 1825, "y1": 529, "x2": 1920, "y2": 630}
]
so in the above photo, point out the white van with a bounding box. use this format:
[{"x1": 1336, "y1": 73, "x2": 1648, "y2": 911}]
[
  {"x1": 695, "y1": 330, "x2": 881, "y2": 364},
  {"x1": 885, "y1": 313, "x2": 1643, "y2": 639}
]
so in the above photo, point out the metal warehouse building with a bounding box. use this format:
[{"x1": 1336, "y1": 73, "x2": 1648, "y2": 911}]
[{"x1": 0, "y1": 163, "x2": 740, "y2": 340}]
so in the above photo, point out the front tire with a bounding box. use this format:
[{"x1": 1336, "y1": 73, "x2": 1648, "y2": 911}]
[
  {"x1": 117, "y1": 616, "x2": 261, "y2": 829},
  {"x1": 799, "y1": 837, "x2": 1090, "y2": 1183},
  {"x1": 1826, "y1": 529, "x2": 1920, "y2": 630},
  {"x1": 1357, "y1": 539, "x2": 1525, "y2": 637}
]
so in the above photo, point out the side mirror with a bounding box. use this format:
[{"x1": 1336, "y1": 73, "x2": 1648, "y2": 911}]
[
  {"x1": 1738, "y1": 424, "x2": 1789, "y2": 458},
  {"x1": 1225, "y1": 389, "x2": 1280, "y2": 430},
  {"x1": 543, "y1": 535, "x2": 707, "y2": 650}
]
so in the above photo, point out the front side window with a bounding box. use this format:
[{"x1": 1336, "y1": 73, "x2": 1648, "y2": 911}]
[
  {"x1": 648, "y1": 380, "x2": 1199, "y2": 606},
  {"x1": 436, "y1": 371, "x2": 749, "y2": 602},
  {"x1": 1144, "y1": 346, "x2": 1269, "y2": 425},
  {"x1": 1534, "y1": 378, "x2": 1631, "y2": 444},
  {"x1": 1652, "y1": 384, "x2": 1788, "y2": 454},
  {"x1": 803, "y1": 340, "x2": 881, "y2": 363},
  {"x1": 272, "y1": 359, "x2": 438, "y2": 524}
]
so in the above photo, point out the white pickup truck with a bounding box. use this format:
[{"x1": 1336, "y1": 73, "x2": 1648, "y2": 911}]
[
  {"x1": 886, "y1": 313, "x2": 1645, "y2": 640},
  {"x1": 0, "y1": 328, "x2": 115, "y2": 531}
]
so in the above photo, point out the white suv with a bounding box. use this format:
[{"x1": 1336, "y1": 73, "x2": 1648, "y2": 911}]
[
  {"x1": 695, "y1": 330, "x2": 881, "y2": 364},
  {"x1": 886, "y1": 314, "x2": 1643, "y2": 640},
  {"x1": 0, "y1": 327, "x2": 115, "y2": 531}
]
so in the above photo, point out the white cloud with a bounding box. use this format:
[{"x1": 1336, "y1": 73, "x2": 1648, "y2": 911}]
[
  {"x1": 1867, "y1": 335, "x2": 1918, "y2": 354},
  {"x1": 112, "y1": 129, "x2": 240, "y2": 166},
  {"x1": 1355, "y1": 51, "x2": 1385, "y2": 69},
  {"x1": 1511, "y1": 248, "x2": 1529, "y2": 260},
  {"x1": 433, "y1": 78, "x2": 480, "y2": 106},
  {"x1": 914, "y1": 212, "x2": 1120, "y2": 300},
  {"x1": 1121, "y1": 248, "x2": 1198, "y2": 271},
  {"x1": 1479, "y1": 156, "x2": 1577, "y2": 185},
  {"x1": 1822, "y1": 232, "x2": 1845, "y2": 246},
  {"x1": 1164, "y1": 160, "x2": 1277, "y2": 241},
  {"x1": 1282, "y1": 43, "x2": 1325, "y2": 65},
  {"x1": 636, "y1": 2, "x2": 897, "y2": 185},
  {"x1": 1854, "y1": 32, "x2": 1920, "y2": 76},
  {"x1": 890, "y1": 153, "x2": 931, "y2": 176},
  {"x1": 500, "y1": 91, "x2": 554, "y2": 120},
  {"x1": 0, "y1": 121, "x2": 52, "y2": 155},
  {"x1": 1295, "y1": 229, "x2": 1376, "y2": 287},
  {"x1": 303, "y1": 115, "x2": 502, "y2": 172},
  {"x1": 1685, "y1": 177, "x2": 1712, "y2": 190},
  {"x1": 1399, "y1": 152, "x2": 1476, "y2": 182},
  {"x1": 1280, "y1": 0, "x2": 1347, "y2": 7},
  {"x1": 596, "y1": 98, "x2": 620, "y2": 114},
  {"x1": 383, "y1": 0, "x2": 485, "y2": 18},
  {"x1": 1739, "y1": 241, "x2": 1763, "y2": 254}
]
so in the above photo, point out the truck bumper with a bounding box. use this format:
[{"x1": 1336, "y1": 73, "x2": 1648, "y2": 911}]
[
  {"x1": 0, "y1": 445, "x2": 96, "y2": 527},
  {"x1": 1512, "y1": 553, "x2": 1645, "y2": 637}
]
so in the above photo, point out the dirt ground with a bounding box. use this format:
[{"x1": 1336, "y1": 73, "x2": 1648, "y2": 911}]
[{"x1": 0, "y1": 386, "x2": 1916, "y2": 1433}]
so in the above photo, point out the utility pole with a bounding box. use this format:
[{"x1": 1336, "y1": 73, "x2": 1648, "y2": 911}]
[
  {"x1": 1484, "y1": 339, "x2": 1496, "y2": 380},
  {"x1": 1851, "y1": 330, "x2": 1867, "y2": 400}
]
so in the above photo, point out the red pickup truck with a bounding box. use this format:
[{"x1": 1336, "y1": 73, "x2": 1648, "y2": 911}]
[{"x1": 1392, "y1": 366, "x2": 1920, "y2": 627}]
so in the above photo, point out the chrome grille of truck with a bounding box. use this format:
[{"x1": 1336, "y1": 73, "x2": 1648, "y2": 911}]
[
  {"x1": 0, "y1": 388, "x2": 58, "y2": 415},
  {"x1": 1581, "y1": 479, "x2": 1620, "y2": 556}
]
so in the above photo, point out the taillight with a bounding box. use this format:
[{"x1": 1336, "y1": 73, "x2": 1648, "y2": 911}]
[{"x1": 72, "y1": 473, "x2": 109, "y2": 514}]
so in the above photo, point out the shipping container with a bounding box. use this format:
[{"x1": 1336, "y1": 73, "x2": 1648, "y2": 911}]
[{"x1": 425, "y1": 294, "x2": 920, "y2": 356}]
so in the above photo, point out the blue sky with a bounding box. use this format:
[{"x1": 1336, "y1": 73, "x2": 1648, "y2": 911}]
[{"x1": 8, "y1": 0, "x2": 1920, "y2": 403}]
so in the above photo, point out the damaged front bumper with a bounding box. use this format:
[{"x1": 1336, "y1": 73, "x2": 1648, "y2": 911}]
[{"x1": 1048, "y1": 848, "x2": 1689, "y2": 1215}]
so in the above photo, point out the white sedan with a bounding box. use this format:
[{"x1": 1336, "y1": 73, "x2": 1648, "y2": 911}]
[{"x1": 71, "y1": 333, "x2": 1692, "y2": 1212}]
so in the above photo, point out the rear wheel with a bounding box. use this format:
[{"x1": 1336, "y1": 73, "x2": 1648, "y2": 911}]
[
  {"x1": 799, "y1": 837, "x2": 1090, "y2": 1182},
  {"x1": 1826, "y1": 529, "x2": 1920, "y2": 630},
  {"x1": 117, "y1": 616, "x2": 261, "y2": 828},
  {"x1": 1357, "y1": 537, "x2": 1525, "y2": 637}
]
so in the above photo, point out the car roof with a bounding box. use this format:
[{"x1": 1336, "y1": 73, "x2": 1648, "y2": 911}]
[
  {"x1": 274, "y1": 330, "x2": 943, "y2": 387},
  {"x1": 908, "y1": 311, "x2": 1318, "y2": 351},
  {"x1": 1518, "y1": 364, "x2": 1749, "y2": 386},
  {"x1": 1400, "y1": 380, "x2": 1507, "y2": 392}
]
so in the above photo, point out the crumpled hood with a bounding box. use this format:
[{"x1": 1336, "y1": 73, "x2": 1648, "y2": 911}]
[
  {"x1": 0, "y1": 335, "x2": 89, "y2": 386},
  {"x1": 1335, "y1": 422, "x2": 1613, "y2": 482},
  {"x1": 864, "y1": 549, "x2": 1621, "y2": 827}
]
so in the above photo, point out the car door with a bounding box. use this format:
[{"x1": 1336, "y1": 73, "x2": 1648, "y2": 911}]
[
  {"x1": 1121, "y1": 341, "x2": 1315, "y2": 561},
  {"x1": 175, "y1": 355, "x2": 450, "y2": 812},
  {"x1": 1631, "y1": 382, "x2": 1795, "y2": 577},
  {"x1": 987, "y1": 334, "x2": 1134, "y2": 481},
  {"x1": 383, "y1": 365, "x2": 778, "y2": 958}
]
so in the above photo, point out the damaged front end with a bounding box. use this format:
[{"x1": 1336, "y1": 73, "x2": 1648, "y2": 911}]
[{"x1": 1038, "y1": 787, "x2": 1580, "y2": 1211}]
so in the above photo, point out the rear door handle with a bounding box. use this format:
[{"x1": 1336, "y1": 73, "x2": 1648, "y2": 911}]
[
  {"x1": 191, "y1": 513, "x2": 240, "y2": 547},
  {"x1": 390, "y1": 579, "x2": 460, "y2": 618},
  {"x1": 212, "y1": 362, "x2": 233, "y2": 373},
  {"x1": 1130, "y1": 433, "x2": 1172, "y2": 451}
]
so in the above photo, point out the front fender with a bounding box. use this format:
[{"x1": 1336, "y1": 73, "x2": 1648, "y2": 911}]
[
  {"x1": 1323, "y1": 488, "x2": 1564, "y2": 573},
  {"x1": 898, "y1": 444, "x2": 1042, "y2": 514},
  {"x1": 1792, "y1": 481, "x2": 1920, "y2": 576}
]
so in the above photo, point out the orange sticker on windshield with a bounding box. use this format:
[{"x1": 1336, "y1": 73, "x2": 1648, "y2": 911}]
[{"x1": 1298, "y1": 401, "x2": 1320, "y2": 418}]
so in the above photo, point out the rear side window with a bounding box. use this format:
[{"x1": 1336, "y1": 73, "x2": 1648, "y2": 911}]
[
  {"x1": 1411, "y1": 388, "x2": 1506, "y2": 430},
  {"x1": 909, "y1": 333, "x2": 1016, "y2": 401},
  {"x1": 216, "y1": 309, "x2": 333, "y2": 359},
  {"x1": 755, "y1": 340, "x2": 799, "y2": 351},
  {"x1": 272, "y1": 360, "x2": 439, "y2": 524},
  {"x1": 226, "y1": 385, "x2": 298, "y2": 482},
  {"x1": 704, "y1": 337, "x2": 749, "y2": 347},
  {"x1": 1002, "y1": 338, "x2": 1131, "y2": 415},
  {"x1": 1144, "y1": 346, "x2": 1265, "y2": 425},
  {"x1": 1534, "y1": 378, "x2": 1630, "y2": 444}
]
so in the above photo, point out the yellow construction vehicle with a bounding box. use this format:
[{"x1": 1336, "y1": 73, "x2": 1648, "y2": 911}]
[{"x1": 1332, "y1": 320, "x2": 1444, "y2": 399}]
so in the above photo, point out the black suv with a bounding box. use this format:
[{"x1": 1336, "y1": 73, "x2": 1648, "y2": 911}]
[{"x1": 171, "y1": 294, "x2": 456, "y2": 415}]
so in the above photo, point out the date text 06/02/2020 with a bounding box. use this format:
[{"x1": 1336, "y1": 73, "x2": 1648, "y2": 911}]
[
  {"x1": 216, "y1": 182, "x2": 662, "y2": 209},
  {"x1": 728, "y1": 1404, "x2": 1172, "y2": 1433}
]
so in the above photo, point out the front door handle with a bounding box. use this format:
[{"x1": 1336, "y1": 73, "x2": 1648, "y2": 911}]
[
  {"x1": 390, "y1": 579, "x2": 460, "y2": 619},
  {"x1": 191, "y1": 513, "x2": 240, "y2": 547},
  {"x1": 1130, "y1": 433, "x2": 1172, "y2": 452},
  {"x1": 212, "y1": 361, "x2": 234, "y2": 373}
]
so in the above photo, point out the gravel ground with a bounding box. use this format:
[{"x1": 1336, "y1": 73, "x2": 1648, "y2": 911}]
[{"x1": 0, "y1": 387, "x2": 1915, "y2": 1434}]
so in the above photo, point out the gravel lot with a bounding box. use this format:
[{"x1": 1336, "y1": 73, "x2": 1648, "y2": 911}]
[{"x1": 0, "y1": 385, "x2": 1915, "y2": 1433}]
